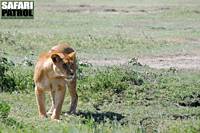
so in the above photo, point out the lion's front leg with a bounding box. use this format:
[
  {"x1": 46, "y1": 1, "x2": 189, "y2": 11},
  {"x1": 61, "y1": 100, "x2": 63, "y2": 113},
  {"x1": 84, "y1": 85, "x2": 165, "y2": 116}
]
[
  {"x1": 47, "y1": 91, "x2": 55, "y2": 115},
  {"x1": 51, "y1": 86, "x2": 66, "y2": 120},
  {"x1": 67, "y1": 78, "x2": 78, "y2": 114},
  {"x1": 35, "y1": 86, "x2": 47, "y2": 118}
]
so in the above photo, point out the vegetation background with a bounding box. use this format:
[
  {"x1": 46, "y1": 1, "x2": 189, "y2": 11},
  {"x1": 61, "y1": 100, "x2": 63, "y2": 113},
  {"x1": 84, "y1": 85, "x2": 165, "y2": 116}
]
[{"x1": 0, "y1": 0, "x2": 200, "y2": 132}]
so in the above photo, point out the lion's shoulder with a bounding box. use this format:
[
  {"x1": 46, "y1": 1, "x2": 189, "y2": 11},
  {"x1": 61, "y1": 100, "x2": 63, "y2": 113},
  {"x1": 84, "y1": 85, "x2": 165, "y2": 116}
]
[{"x1": 34, "y1": 52, "x2": 51, "y2": 83}]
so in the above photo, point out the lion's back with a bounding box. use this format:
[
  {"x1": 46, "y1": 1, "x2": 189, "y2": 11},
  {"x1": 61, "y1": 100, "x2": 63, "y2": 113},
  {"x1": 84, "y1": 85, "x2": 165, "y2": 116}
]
[{"x1": 50, "y1": 43, "x2": 75, "y2": 55}]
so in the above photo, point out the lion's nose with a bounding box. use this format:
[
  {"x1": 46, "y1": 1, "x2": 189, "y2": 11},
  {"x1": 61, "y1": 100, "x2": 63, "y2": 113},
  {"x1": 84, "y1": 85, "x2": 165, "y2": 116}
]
[{"x1": 70, "y1": 72, "x2": 74, "y2": 76}]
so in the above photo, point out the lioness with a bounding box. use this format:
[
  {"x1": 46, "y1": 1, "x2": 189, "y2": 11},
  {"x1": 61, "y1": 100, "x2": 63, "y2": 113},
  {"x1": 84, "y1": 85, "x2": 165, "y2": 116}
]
[{"x1": 34, "y1": 43, "x2": 78, "y2": 120}]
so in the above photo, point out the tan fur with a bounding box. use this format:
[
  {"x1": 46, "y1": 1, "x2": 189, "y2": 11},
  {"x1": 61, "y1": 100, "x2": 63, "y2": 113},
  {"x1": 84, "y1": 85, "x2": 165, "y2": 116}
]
[{"x1": 34, "y1": 43, "x2": 78, "y2": 120}]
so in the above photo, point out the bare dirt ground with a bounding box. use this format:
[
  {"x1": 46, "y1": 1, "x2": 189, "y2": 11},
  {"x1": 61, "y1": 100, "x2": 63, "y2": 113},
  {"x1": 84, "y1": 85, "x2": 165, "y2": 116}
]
[
  {"x1": 38, "y1": 4, "x2": 171, "y2": 14},
  {"x1": 83, "y1": 54, "x2": 200, "y2": 70},
  {"x1": 138, "y1": 54, "x2": 200, "y2": 70}
]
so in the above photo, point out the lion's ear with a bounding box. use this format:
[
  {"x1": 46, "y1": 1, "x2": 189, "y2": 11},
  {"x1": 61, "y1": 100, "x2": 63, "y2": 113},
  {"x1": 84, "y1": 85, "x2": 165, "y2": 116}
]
[
  {"x1": 68, "y1": 52, "x2": 76, "y2": 60},
  {"x1": 51, "y1": 53, "x2": 64, "y2": 63}
]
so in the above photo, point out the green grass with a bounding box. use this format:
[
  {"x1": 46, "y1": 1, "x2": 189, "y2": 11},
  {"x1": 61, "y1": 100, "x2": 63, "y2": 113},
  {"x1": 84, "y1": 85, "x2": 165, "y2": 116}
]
[{"x1": 0, "y1": 62, "x2": 200, "y2": 132}]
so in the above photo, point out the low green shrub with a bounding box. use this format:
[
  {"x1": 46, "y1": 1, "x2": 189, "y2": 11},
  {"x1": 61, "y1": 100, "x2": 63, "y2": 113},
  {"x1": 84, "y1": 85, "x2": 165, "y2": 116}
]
[
  {"x1": 0, "y1": 101, "x2": 10, "y2": 119},
  {"x1": 0, "y1": 56, "x2": 34, "y2": 93},
  {"x1": 0, "y1": 101, "x2": 24, "y2": 129},
  {"x1": 0, "y1": 57, "x2": 16, "y2": 92},
  {"x1": 9, "y1": 67, "x2": 34, "y2": 93}
]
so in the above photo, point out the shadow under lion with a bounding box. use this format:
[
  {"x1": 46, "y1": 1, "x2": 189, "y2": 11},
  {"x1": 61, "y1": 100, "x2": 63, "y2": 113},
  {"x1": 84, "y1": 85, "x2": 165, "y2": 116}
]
[{"x1": 62, "y1": 110, "x2": 126, "y2": 125}]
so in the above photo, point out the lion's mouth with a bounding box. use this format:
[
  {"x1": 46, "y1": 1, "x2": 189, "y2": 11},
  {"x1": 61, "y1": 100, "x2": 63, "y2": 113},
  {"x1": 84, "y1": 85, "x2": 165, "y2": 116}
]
[{"x1": 65, "y1": 75, "x2": 75, "y2": 81}]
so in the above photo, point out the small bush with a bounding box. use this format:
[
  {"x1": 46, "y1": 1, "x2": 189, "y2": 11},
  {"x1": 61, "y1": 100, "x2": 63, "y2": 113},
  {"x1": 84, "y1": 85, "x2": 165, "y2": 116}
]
[
  {"x1": 10, "y1": 67, "x2": 34, "y2": 93},
  {"x1": 0, "y1": 57, "x2": 16, "y2": 92},
  {"x1": 0, "y1": 56, "x2": 34, "y2": 93},
  {"x1": 0, "y1": 101, "x2": 10, "y2": 119},
  {"x1": 78, "y1": 67, "x2": 145, "y2": 103},
  {"x1": 0, "y1": 101, "x2": 24, "y2": 129},
  {"x1": 79, "y1": 67, "x2": 144, "y2": 92}
]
